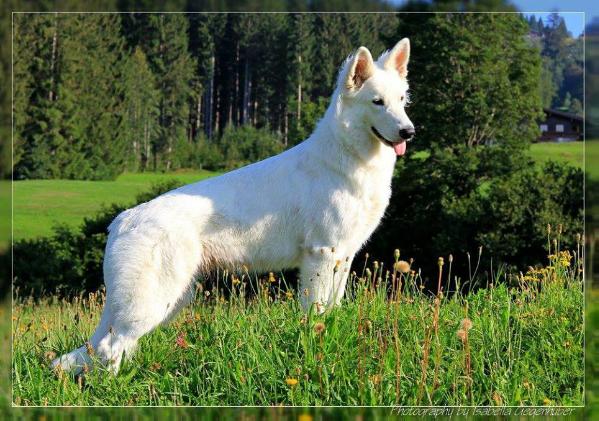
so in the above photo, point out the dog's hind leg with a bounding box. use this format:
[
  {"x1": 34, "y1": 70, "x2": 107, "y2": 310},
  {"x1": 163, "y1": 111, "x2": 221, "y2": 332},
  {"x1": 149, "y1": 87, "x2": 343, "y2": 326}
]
[{"x1": 53, "y1": 227, "x2": 201, "y2": 375}]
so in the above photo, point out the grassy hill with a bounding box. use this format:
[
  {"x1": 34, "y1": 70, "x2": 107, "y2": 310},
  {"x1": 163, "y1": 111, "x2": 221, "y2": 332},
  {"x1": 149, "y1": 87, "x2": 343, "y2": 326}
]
[{"x1": 12, "y1": 170, "x2": 218, "y2": 241}]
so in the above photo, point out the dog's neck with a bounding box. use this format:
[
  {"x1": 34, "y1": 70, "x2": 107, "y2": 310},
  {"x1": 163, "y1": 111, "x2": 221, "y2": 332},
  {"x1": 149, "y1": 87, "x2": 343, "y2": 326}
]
[{"x1": 304, "y1": 101, "x2": 397, "y2": 185}]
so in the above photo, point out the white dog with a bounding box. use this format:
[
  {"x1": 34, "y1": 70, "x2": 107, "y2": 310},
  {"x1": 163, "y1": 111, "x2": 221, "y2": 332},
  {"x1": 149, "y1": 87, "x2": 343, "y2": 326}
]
[{"x1": 53, "y1": 39, "x2": 415, "y2": 374}]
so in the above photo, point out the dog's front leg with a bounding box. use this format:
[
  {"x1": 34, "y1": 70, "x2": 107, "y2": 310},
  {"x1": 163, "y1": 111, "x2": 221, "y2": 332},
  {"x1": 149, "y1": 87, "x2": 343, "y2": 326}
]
[{"x1": 299, "y1": 248, "x2": 352, "y2": 313}]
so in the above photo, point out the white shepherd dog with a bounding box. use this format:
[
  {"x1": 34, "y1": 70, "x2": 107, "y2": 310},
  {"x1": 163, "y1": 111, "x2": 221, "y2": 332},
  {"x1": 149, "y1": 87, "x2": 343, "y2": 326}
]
[{"x1": 54, "y1": 39, "x2": 415, "y2": 374}]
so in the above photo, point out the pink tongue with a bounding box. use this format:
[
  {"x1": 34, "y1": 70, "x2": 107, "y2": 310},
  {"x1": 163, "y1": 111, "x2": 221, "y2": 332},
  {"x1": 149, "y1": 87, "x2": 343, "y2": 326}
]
[{"x1": 393, "y1": 142, "x2": 407, "y2": 156}]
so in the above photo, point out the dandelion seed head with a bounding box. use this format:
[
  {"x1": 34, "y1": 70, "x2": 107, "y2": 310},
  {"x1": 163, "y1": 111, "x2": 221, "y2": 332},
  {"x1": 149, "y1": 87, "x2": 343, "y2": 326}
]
[
  {"x1": 461, "y1": 318, "x2": 473, "y2": 331},
  {"x1": 313, "y1": 322, "x2": 326, "y2": 335},
  {"x1": 395, "y1": 260, "x2": 411, "y2": 273}
]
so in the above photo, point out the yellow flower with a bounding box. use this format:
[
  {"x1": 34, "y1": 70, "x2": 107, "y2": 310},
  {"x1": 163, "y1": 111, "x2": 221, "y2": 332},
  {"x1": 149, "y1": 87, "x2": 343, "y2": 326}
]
[
  {"x1": 492, "y1": 391, "x2": 502, "y2": 405},
  {"x1": 285, "y1": 378, "x2": 298, "y2": 387},
  {"x1": 268, "y1": 272, "x2": 276, "y2": 283},
  {"x1": 298, "y1": 414, "x2": 313, "y2": 421},
  {"x1": 285, "y1": 291, "x2": 293, "y2": 300},
  {"x1": 543, "y1": 398, "x2": 552, "y2": 405},
  {"x1": 394, "y1": 260, "x2": 411, "y2": 273}
]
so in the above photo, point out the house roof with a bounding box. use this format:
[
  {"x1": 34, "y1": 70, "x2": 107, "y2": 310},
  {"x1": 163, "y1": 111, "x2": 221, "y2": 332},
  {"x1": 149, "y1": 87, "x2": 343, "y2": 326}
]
[{"x1": 543, "y1": 108, "x2": 583, "y2": 122}]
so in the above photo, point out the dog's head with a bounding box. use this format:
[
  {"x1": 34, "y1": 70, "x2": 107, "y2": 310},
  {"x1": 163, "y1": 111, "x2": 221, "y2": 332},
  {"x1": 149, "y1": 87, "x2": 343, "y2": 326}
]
[{"x1": 333, "y1": 39, "x2": 414, "y2": 158}]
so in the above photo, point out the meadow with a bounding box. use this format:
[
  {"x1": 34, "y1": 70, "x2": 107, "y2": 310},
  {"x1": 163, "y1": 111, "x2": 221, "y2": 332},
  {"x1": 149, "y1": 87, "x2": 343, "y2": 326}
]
[
  {"x1": 11, "y1": 170, "x2": 218, "y2": 241},
  {"x1": 12, "y1": 246, "x2": 584, "y2": 406}
]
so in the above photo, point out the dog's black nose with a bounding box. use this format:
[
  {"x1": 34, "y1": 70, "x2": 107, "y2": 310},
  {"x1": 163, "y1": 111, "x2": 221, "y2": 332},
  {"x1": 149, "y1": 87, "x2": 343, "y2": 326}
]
[{"x1": 399, "y1": 127, "x2": 415, "y2": 141}]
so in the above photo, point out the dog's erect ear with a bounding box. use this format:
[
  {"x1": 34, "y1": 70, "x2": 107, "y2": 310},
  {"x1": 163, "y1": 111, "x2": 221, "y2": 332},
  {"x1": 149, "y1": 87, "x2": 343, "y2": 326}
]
[
  {"x1": 383, "y1": 38, "x2": 410, "y2": 78},
  {"x1": 345, "y1": 46, "x2": 374, "y2": 91}
]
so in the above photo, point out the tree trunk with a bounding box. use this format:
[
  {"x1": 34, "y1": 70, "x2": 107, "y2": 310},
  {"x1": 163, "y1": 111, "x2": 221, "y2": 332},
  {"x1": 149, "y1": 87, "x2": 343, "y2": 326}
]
[
  {"x1": 242, "y1": 59, "x2": 250, "y2": 125},
  {"x1": 297, "y1": 53, "x2": 302, "y2": 128},
  {"x1": 234, "y1": 41, "x2": 240, "y2": 125},
  {"x1": 204, "y1": 55, "x2": 215, "y2": 139},
  {"x1": 284, "y1": 107, "x2": 288, "y2": 147},
  {"x1": 49, "y1": 13, "x2": 58, "y2": 101}
]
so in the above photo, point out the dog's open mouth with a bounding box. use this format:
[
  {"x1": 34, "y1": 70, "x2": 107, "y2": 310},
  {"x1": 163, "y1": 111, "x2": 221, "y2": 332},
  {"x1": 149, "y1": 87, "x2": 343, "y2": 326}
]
[{"x1": 371, "y1": 127, "x2": 406, "y2": 156}]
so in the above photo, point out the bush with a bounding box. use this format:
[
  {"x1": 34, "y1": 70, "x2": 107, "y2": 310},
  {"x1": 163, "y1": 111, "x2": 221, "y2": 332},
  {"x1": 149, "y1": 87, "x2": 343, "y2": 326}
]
[
  {"x1": 219, "y1": 125, "x2": 284, "y2": 170},
  {"x1": 13, "y1": 180, "x2": 182, "y2": 298},
  {"x1": 369, "y1": 157, "x2": 583, "y2": 283}
]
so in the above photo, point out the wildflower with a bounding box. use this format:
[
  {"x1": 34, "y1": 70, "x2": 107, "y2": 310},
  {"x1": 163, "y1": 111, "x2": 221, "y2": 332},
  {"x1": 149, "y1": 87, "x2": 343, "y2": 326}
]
[
  {"x1": 492, "y1": 391, "x2": 502, "y2": 405},
  {"x1": 85, "y1": 342, "x2": 95, "y2": 356},
  {"x1": 370, "y1": 374, "x2": 382, "y2": 385},
  {"x1": 365, "y1": 268, "x2": 372, "y2": 279},
  {"x1": 232, "y1": 277, "x2": 240, "y2": 285},
  {"x1": 175, "y1": 333, "x2": 189, "y2": 349},
  {"x1": 543, "y1": 398, "x2": 552, "y2": 405},
  {"x1": 285, "y1": 378, "x2": 299, "y2": 387},
  {"x1": 268, "y1": 272, "x2": 276, "y2": 283},
  {"x1": 285, "y1": 291, "x2": 293, "y2": 300},
  {"x1": 334, "y1": 260, "x2": 341, "y2": 273},
  {"x1": 456, "y1": 329, "x2": 466, "y2": 342},
  {"x1": 461, "y1": 318, "x2": 473, "y2": 331},
  {"x1": 395, "y1": 260, "x2": 411, "y2": 273},
  {"x1": 44, "y1": 351, "x2": 57, "y2": 362},
  {"x1": 438, "y1": 257, "x2": 444, "y2": 266},
  {"x1": 394, "y1": 249, "x2": 400, "y2": 260},
  {"x1": 150, "y1": 362, "x2": 161, "y2": 371},
  {"x1": 313, "y1": 322, "x2": 325, "y2": 335}
]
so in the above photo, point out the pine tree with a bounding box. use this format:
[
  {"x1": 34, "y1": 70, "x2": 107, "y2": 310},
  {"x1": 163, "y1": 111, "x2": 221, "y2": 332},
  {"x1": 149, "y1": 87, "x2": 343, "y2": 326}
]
[
  {"x1": 133, "y1": 14, "x2": 196, "y2": 170},
  {"x1": 122, "y1": 47, "x2": 160, "y2": 171}
]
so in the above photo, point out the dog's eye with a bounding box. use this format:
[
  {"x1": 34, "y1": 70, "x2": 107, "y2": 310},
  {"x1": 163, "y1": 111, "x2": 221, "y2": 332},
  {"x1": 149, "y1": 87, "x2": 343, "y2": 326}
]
[{"x1": 372, "y1": 98, "x2": 384, "y2": 106}]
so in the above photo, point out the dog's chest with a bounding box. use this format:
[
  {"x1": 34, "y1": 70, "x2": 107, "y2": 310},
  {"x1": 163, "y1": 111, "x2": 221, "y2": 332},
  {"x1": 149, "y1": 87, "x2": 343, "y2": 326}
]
[{"x1": 335, "y1": 173, "x2": 392, "y2": 246}]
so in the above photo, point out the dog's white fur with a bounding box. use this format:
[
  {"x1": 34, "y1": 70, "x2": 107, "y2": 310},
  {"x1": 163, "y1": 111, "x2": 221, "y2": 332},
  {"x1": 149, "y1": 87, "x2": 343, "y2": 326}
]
[{"x1": 53, "y1": 39, "x2": 414, "y2": 374}]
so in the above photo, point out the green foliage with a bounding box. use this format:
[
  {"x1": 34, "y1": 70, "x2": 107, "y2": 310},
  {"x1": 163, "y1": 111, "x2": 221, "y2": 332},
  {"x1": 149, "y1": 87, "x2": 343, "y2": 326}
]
[
  {"x1": 373, "y1": 158, "x2": 583, "y2": 278},
  {"x1": 13, "y1": 255, "x2": 583, "y2": 405},
  {"x1": 13, "y1": 13, "x2": 398, "y2": 178},
  {"x1": 219, "y1": 125, "x2": 284, "y2": 169},
  {"x1": 14, "y1": 14, "x2": 131, "y2": 180},
  {"x1": 528, "y1": 12, "x2": 583, "y2": 113},
  {"x1": 12, "y1": 181, "x2": 183, "y2": 297}
]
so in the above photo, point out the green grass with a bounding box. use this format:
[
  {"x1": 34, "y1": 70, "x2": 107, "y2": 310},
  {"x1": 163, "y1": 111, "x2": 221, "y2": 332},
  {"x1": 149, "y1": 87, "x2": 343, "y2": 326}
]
[
  {"x1": 529, "y1": 141, "x2": 583, "y2": 169},
  {"x1": 13, "y1": 170, "x2": 218, "y2": 241},
  {"x1": 0, "y1": 180, "x2": 9, "y2": 251},
  {"x1": 585, "y1": 140, "x2": 599, "y2": 181},
  {"x1": 12, "y1": 250, "x2": 583, "y2": 406}
]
